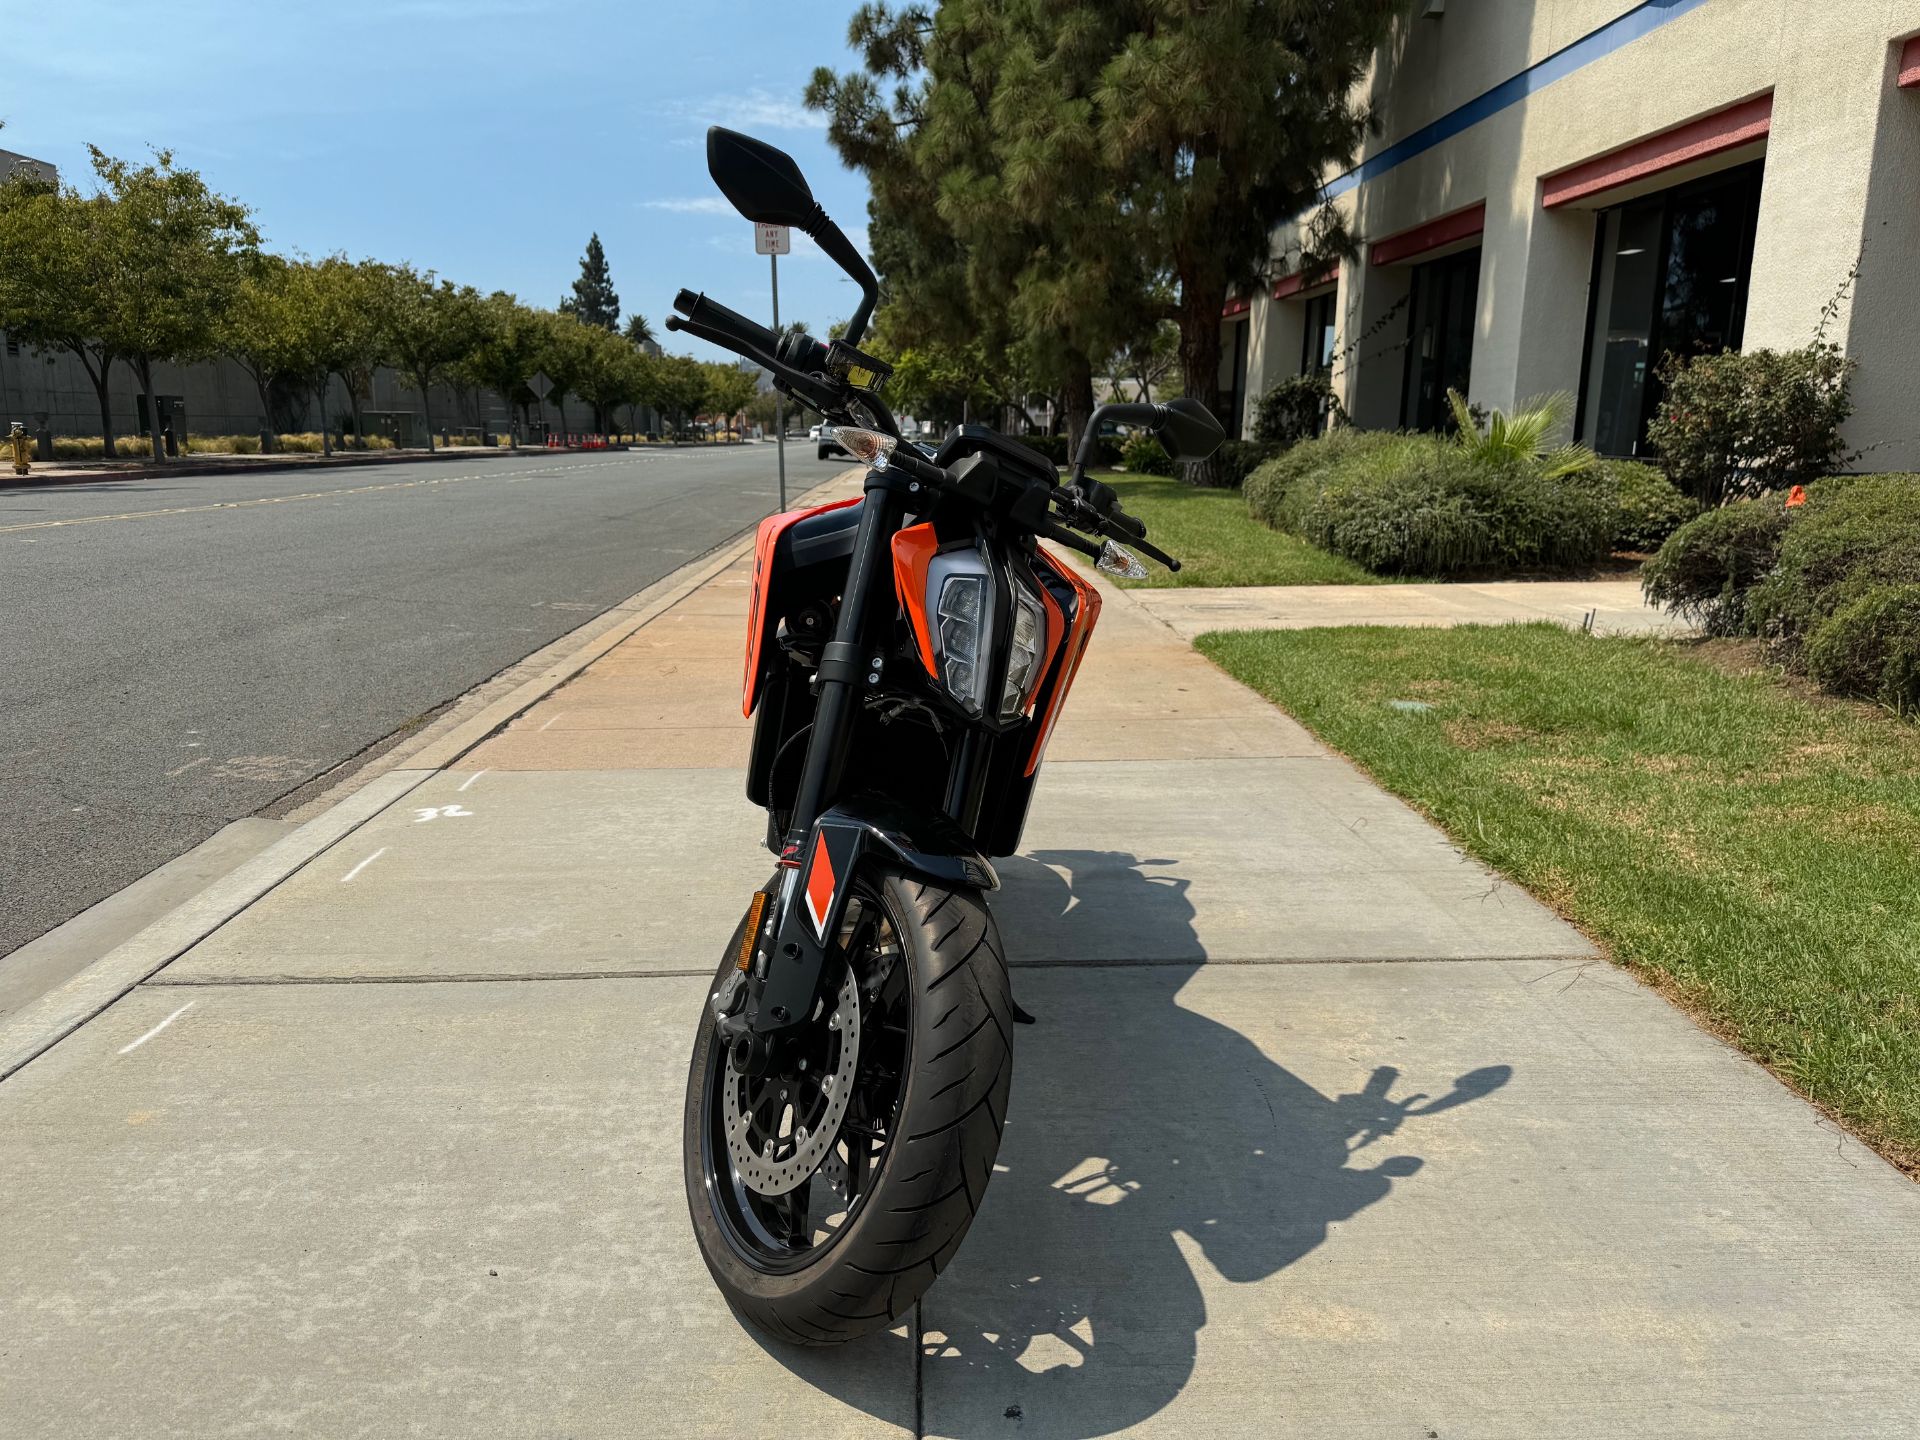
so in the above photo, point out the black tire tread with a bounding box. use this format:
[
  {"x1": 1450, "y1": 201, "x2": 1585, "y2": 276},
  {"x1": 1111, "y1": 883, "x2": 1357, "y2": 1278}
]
[{"x1": 684, "y1": 871, "x2": 1013, "y2": 1346}]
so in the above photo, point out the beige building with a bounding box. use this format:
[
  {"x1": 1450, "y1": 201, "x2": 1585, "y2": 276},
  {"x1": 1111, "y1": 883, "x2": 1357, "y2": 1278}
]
[{"x1": 1228, "y1": 0, "x2": 1920, "y2": 471}]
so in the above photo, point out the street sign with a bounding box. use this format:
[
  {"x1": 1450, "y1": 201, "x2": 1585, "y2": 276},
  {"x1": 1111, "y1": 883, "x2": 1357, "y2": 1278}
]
[
  {"x1": 526, "y1": 370, "x2": 553, "y2": 400},
  {"x1": 754, "y1": 223, "x2": 791, "y2": 256}
]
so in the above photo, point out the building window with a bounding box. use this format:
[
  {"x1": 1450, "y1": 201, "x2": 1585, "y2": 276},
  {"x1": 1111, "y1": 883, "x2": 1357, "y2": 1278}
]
[
  {"x1": 1301, "y1": 292, "x2": 1336, "y2": 375},
  {"x1": 1400, "y1": 247, "x2": 1482, "y2": 432},
  {"x1": 1217, "y1": 316, "x2": 1250, "y2": 437},
  {"x1": 1577, "y1": 160, "x2": 1763, "y2": 457}
]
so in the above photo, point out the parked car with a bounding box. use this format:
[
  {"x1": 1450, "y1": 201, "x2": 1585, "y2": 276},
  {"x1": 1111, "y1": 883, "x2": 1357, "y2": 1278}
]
[{"x1": 813, "y1": 421, "x2": 847, "y2": 461}]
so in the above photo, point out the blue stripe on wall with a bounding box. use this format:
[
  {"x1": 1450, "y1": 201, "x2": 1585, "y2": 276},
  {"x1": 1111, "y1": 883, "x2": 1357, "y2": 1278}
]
[{"x1": 1321, "y1": 0, "x2": 1719, "y2": 201}]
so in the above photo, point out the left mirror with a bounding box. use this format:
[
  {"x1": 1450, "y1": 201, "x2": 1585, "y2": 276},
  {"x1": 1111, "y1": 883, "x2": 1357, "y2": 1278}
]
[{"x1": 707, "y1": 127, "x2": 816, "y2": 227}]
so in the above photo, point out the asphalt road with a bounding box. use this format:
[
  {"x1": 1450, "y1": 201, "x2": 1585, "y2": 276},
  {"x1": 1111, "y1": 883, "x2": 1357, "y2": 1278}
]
[{"x1": 0, "y1": 443, "x2": 842, "y2": 963}]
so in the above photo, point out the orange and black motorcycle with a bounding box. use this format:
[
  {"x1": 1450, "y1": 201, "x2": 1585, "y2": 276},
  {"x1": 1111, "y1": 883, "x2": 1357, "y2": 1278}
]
[{"x1": 672, "y1": 128, "x2": 1224, "y2": 1345}]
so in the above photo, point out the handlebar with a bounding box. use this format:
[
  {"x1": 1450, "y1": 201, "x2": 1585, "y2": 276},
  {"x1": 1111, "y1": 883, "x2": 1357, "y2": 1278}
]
[{"x1": 672, "y1": 289, "x2": 777, "y2": 359}]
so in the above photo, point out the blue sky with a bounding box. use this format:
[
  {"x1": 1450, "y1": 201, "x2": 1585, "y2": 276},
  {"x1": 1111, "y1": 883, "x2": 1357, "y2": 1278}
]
[{"x1": 3, "y1": 0, "x2": 876, "y2": 362}]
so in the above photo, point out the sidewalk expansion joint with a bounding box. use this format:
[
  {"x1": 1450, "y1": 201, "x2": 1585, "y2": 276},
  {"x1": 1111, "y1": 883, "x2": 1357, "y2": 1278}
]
[{"x1": 138, "y1": 950, "x2": 1602, "y2": 990}]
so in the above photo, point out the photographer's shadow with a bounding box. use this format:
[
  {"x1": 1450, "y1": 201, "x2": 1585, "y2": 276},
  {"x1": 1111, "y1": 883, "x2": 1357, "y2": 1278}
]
[{"x1": 771, "y1": 849, "x2": 1512, "y2": 1437}]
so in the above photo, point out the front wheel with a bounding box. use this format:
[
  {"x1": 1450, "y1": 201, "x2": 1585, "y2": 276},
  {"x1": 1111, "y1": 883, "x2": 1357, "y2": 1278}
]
[{"x1": 683, "y1": 868, "x2": 1014, "y2": 1345}]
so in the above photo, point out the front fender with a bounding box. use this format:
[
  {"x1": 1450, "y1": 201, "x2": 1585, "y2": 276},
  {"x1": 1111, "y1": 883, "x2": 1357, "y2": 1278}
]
[{"x1": 752, "y1": 798, "x2": 997, "y2": 1035}]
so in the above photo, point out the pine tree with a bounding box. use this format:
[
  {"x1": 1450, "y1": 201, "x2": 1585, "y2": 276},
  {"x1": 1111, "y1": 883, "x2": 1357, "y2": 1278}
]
[{"x1": 561, "y1": 232, "x2": 620, "y2": 331}]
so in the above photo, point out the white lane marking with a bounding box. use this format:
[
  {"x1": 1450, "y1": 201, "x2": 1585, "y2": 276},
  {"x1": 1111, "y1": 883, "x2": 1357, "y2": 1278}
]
[
  {"x1": 456, "y1": 769, "x2": 487, "y2": 792},
  {"x1": 411, "y1": 805, "x2": 473, "y2": 824},
  {"x1": 119, "y1": 1001, "x2": 195, "y2": 1055},
  {"x1": 537, "y1": 712, "x2": 565, "y2": 731},
  {"x1": 340, "y1": 846, "x2": 388, "y2": 882},
  {"x1": 165, "y1": 756, "x2": 210, "y2": 777}
]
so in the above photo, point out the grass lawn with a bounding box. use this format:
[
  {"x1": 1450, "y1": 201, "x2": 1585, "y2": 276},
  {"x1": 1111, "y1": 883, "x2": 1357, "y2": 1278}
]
[
  {"x1": 1199, "y1": 622, "x2": 1920, "y2": 1174},
  {"x1": 1089, "y1": 473, "x2": 1378, "y2": 588}
]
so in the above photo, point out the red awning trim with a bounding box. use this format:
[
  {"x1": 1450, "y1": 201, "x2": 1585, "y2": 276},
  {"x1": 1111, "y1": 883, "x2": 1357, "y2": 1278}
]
[
  {"x1": 1900, "y1": 36, "x2": 1920, "y2": 89},
  {"x1": 1368, "y1": 203, "x2": 1487, "y2": 268},
  {"x1": 1541, "y1": 93, "x2": 1773, "y2": 209},
  {"x1": 1222, "y1": 296, "x2": 1251, "y2": 318},
  {"x1": 1272, "y1": 264, "x2": 1339, "y2": 300}
]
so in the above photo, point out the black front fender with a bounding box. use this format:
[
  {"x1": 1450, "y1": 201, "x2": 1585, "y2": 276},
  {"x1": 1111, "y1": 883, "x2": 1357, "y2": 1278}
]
[{"x1": 751, "y1": 797, "x2": 996, "y2": 1035}]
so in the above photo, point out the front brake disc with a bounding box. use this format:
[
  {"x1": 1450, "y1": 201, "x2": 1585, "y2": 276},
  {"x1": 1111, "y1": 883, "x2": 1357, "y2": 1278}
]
[{"x1": 722, "y1": 965, "x2": 861, "y2": 1196}]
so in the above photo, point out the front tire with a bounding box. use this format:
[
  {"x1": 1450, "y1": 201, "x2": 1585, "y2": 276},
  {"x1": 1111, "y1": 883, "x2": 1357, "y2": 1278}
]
[{"x1": 683, "y1": 869, "x2": 1014, "y2": 1345}]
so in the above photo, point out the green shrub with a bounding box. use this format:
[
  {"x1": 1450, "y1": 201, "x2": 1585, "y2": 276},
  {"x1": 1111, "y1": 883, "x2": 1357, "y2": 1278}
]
[
  {"x1": 1646, "y1": 343, "x2": 1855, "y2": 505},
  {"x1": 1244, "y1": 428, "x2": 1400, "y2": 529},
  {"x1": 1271, "y1": 432, "x2": 1613, "y2": 576},
  {"x1": 1251, "y1": 372, "x2": 1345, "y2": 446},
  {"x1": 1641, "y1": 498, "x2": 1791, "y2": 635},
  {"x1": 1447, "y1": 389, "x2": 1596, "y2": 479},
  {"x1": 1604, "y1": 460, "x2": 1697, "y2": 553},
  {"x1": 1803, "y1": 584, "x2": 1920, "y2": 713},
  {"x1": 51, "y1": 436, "x2": 106, "y2": 459},
  {"x1": 1120, "y1": 433, "x2": 1174, "y2": 476},
  {"x1": 1747, "y1": 473, "x2": 1920, "y2": 648},
  {"x1": 1206, "y1": 439, "x2": 1283, "y2": 489},
  {"x1": 276, "y1": 432, "x2": 327, "y2": 453}
]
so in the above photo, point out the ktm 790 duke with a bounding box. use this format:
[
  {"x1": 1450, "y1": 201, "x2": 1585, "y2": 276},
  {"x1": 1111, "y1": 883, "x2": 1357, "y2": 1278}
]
[{"x1": 669, "y1": 127, "x2": 1224, "y2": 1345}]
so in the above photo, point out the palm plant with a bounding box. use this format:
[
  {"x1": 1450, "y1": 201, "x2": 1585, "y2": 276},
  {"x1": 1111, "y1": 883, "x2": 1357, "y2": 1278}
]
[{"x1": 1446, "y1": 388, "x2": 1597, "y2": 478}]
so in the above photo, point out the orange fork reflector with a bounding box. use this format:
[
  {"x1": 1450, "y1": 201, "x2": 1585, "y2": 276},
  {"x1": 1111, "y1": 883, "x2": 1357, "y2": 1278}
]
[{"x1": 738, "y1": 891, "x2": 769, "y2": 970}]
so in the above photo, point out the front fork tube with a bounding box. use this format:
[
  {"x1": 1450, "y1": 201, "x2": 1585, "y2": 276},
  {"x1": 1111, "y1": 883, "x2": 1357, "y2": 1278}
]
[{"x1": 751, "y1": 468, "x2": 905, "y2": 1034}]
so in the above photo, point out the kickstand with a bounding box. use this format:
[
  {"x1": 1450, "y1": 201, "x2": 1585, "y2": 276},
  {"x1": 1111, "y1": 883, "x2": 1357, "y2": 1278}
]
[{"x1": 1009, "y1": 995, "x2": 1037, "y2": 1026}]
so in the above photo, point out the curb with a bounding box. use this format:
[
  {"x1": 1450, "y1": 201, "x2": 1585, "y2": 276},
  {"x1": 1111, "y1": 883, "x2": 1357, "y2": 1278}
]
[{"x1": 0, "y1": 471, "x2": 855, "y2": 1083}]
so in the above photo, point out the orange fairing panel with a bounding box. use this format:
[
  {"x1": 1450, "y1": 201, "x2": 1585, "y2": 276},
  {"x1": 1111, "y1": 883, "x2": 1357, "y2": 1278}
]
[
  {"x1": 891, "y1": 523, "x2": 941, "y2": 678},
  {"x1": 743, "y1": 496, "x2": 863, "y2": 717},
  {"x1": 1024, "y1": 547, "x2": 1102, "y2": 775}
]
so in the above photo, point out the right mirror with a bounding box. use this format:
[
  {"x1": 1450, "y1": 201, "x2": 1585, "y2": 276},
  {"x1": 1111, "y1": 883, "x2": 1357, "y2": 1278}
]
[
  {"x1": 1154, "y1": 397, "x2": 1227, "y2": 462},
  {"x1": 707, "y1": 126, "x2": 816, "y2": 228}
]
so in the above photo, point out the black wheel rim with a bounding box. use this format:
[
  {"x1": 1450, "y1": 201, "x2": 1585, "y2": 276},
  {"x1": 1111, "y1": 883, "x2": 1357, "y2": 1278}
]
[{"x1": 700, "y1": 881, "x2": 913, "y2": 1274}]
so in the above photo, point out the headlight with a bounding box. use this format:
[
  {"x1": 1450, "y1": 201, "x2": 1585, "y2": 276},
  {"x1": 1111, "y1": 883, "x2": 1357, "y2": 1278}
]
[
  {"x1": 936, "y1": 573, "x2": 986, "y2": 712},
  {"x1": 1000, "y1": 584, "x2": 1046, "y2": 718}
]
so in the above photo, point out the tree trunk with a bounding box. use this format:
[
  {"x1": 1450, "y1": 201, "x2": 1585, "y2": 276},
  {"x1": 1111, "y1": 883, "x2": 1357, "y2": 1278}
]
[
  {"x1": 419, "y1": 373, "x2": 436, "y2": 452},
  {"x1": 314, "y1": 372, "x2": 333, "y2": 457},
  {"x1": 1062, "y1": 351, "x2": 1096, "y2": 470},
  {"x1": 79, "y1": 347, "x2": 118, "y2": 459},
  {"x1": 134, "y1": 357, "x2": 167, "y2": 463},
  {"x1": 1175, "y1": 289, "x2": 1227, "y2": 486},
  {"x1": 554, "y1": 392, "x2": 568, "y2": 441},
  {"x1": 251, "y1": 372, "x2": 276, "y2": 454}
]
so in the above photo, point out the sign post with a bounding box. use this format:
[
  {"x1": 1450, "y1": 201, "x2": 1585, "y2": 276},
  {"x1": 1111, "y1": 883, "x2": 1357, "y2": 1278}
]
[{"x1": 755, "y1": 222, "x2": 791, "y2": 511}]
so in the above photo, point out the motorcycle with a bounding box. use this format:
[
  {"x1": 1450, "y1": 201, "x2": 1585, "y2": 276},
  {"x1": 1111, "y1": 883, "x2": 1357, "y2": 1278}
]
[{"x1": 670, "y1": 127, "x2": 1225, "y2": 1345}]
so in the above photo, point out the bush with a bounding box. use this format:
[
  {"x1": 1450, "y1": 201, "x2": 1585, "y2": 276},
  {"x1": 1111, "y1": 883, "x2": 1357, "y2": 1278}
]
[
  {"x1": 1747, "y1": 473, "x2": 1920, "y2": 648},
  {"x1": 1640, "y1": 498, "x2": 1791, "y2": 635},
  {"x1": 1646, "y1": 343, "x2": 1855, "y2": 505},
  {"x1": 51, "y1": 436, "x2": 106, "y2": 460},
  {"x1": 1266, "y1": 431, "x2": 1613, "y2": 576},
  {"x1": 1251, "y1": 372, "x2": 1346, "y2": 446},
  {"x1": 1206, "y1": 439, "x2": 1283, "y2": 489},
  {"x1": 1803, "y1": 584, "x2": 1920, "y2": 713},
  {"x1": 1120, "y1": 433, "x2": 1174, "y2": 476},
  {"x1": 183, "y1": 433, "x2": 263, "y2": 454},
  {"x1": 1604, "y1": 460, "x2": 1697, "y2": 553},
  {"x1": 1244, "y1": 428, "x2": 1400, "y2": 529}
]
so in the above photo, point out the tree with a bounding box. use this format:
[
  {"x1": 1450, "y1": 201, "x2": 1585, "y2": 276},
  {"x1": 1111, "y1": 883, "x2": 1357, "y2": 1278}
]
[
  {"x1": 623, "y1": 312, "x2": 655, "y2": 347},
  {"x1": 576, "y1": 324, "x2": 653, "y2": 436},
  {"x1": 701, "y1": 361, "x2": 759, "y2": 434},
  {"x1": 815, "y1": 2, "x2": 1401, "y2": 481},
  {"x1": 455, "y1": 292, "x2": 544, "y2": 445},
  {"x1": 386, "y1": 266, "x2": 486, "y2": 452},
  {"x1": 560, "y1": 232, "x2": 620, "y2": 331},
  {"x1": 222, "y1": 253, "x2": 326, "y2": 454},
  {"x1": 311, "y1": 257, "x2": 394, "y2": 448},
  {"x1": 0, "y1": 171, "x2": 123, "y2": 455},
  {"x1": 652, "y1": 354, "x2": 710, "y2": 438},
  {"x1": 533, "y1": 310, "x2": 593, "y2": 438},
  {"x1": 84, "y1": 146, "x2": 259, "y2": 461}
]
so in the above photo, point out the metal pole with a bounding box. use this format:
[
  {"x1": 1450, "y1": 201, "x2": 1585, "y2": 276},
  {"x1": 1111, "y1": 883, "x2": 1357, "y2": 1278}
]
[{"x1": 771, "y1": 251, "x2": 787, "y2": 513}]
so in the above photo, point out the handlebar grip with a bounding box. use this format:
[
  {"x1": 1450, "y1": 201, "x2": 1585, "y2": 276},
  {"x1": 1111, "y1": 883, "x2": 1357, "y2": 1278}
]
[
  {"x1": 672, "y1": 289, "x2": 777, "y2": 357},
  {"x1": 1107, "y1": 507, "x2": 1147, "y2": 540}
]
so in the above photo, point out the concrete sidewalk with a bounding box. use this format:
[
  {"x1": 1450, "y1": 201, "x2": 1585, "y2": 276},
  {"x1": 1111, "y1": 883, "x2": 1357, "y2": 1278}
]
[
  {"x1": 1131, "y1": 576, "x2": 1684, "y2": 640},
  {"x1": 3, "y1": 490, "x2": 1916, "y2": 1437}
]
